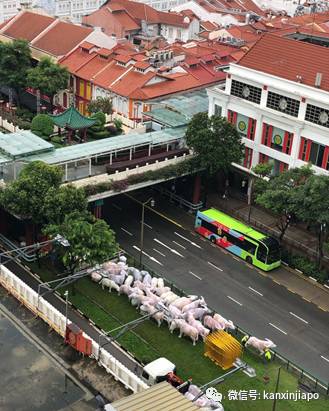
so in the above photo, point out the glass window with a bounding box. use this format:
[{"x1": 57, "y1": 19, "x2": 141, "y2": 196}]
[
  {"x1": 214, "y1": 105, "x2": 222, "y2": 117},
  {"x1": 256, "y1": 244, "x2": 267, "y2": 263},
  {"x1": 309, "y1": 142, "x2": 325, "y2": 167},
  {"x1": 200, "y1": 219, "x2": 218, "y2": 235}
]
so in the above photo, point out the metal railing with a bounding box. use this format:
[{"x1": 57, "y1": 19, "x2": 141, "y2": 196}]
[{"x1": 155, "y1": 186, "x2": 203, "y2": 213}]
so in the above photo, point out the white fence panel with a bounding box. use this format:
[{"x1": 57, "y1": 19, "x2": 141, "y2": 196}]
[{"x1": 0, "y1": 265, "x2": 148, "y2": 393}]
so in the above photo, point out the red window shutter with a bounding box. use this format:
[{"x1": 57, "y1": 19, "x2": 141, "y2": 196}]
[
  {"x1": 279, "y1": 162, "x2": 286, "y2": 173},
  {"x1": 282, "y1": 131, "x2": 289, "y2": 154},
  {"x1": 232, "y1": 111, "x2": 237, "y2": 125},
  {"x1": 267, "y1": 126, "x2": 273, "y2": 147},
  {"x1": 288, "y1": 133, "x2": 294, "y2": 155},
  {"x1": 261, "y1": 123, "x2": 267, "y2": 145},
  {"x1": 321, "y1": 147, "x2": 329, "y2": 169},
  {"x1": 305, "y1": 140, "x2": 312, "y2": 161},
  {"x1": 298, "y1": 137, "x2": 305, "y2": 159},
  {"x1": 247, "y1": 118, "x2": 253, "y2": 140},
  {"x1": 227, "y1": 110, "x2": 232, "y2": 123}
]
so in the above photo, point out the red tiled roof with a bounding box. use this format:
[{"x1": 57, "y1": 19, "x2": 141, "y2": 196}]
[
  {"x1": 200, "y1": 20, "x2": 219, "y2": 31},
  {"x1": 238, "y1": 34, "x2": 329, "y2": 92},
  {"x1": 93, "y1": 61, "x2": 128, "y2": 88},
  {"x1": 185, "y1": 56, "x2": 200, "y2": 65},
  {"x1": 97, "y1": 48, "x2": 112, "y2": 57},
  {"x1": 1, "y1": 11, "x2": 55, "y2": 42},
  {"x1": 134, "y1": 61, "x2": 151, "y2": 69},
  {"x1": 0, "y1": 16, "x2": 15, "y2": 31},
  {"x1": 80, "y1": 41, "x2": 95, "y2": 50},
  {"x1": 115, "y1": 54, "x2": 135, "y2": 63},
  {"x1": 60, "y1": 47, "x2": 97, "y2": 73},
  {"x1": 33, "y1": 21, "x2": 93, "y2": 56},
  {"x1": 111, "y1": 9, "x2": 140, "y2": 31}
]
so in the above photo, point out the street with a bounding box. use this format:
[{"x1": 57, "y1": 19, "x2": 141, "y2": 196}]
[{"x1": 103, "y1": 192, "x2": 329, "y2": 385}]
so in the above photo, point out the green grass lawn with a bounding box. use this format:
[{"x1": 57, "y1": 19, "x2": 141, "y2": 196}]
[{"x1": 31, "y1": 261, "x2": 328, "y2": 411}]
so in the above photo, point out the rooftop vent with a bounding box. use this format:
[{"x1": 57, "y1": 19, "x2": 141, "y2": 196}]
[
  {"x1": 296, "y1": 75, "x2": 303, "y2": 83},
  {"x1": 315, "y1": 72, "x2": 323, "y2": 88}
]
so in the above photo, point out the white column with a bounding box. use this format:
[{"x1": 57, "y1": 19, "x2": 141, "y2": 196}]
[
  {"x1": 89, "y1": 158, "x2": 92, "y2": 176},
  {"x1": 289, "y1": 126, "x2": 303, "y2": 169},
  {"x1": 251, "y1": 113, "x2": 263, "y2": 167},
  {"x1": 129, "y1": 148, "x2": 132, "y2": 160},
  {"x1": 110, "y1": 152, "x2": 113, "y2": 165},
  {"x1": 65, "y1": 163, "x2": 68, "y2": 181}
]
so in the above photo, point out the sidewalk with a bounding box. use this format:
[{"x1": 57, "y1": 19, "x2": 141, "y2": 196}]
[{"x1": 150, "y1": 190, "x2": 329, "y2": 312}]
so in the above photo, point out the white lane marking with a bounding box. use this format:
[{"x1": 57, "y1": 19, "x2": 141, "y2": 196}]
[
  {"x1": 172, "y1": 240, "x2": 186, "y2": 250},
  {"x1": 153, "y1": 238, "x2": 184, "y2": 258},
  {"x1": 133, "y1": 245, "x2": 163, "y2": 266},
  {"x1": 174, "y1": 232, "x2": 202, "y2": 249},
  {"x1": 207, "y1": 261, "x2": 223, "y2": 271},
  {"x1": 189, "y1": 271, "x2": 202, "y2": 280},
  {"x1": 269, "y1": 322, "x2": 287, "y2": 335},
  {"x1": 227, "y1": 296, "x2": 243, "y2": 306},
  {"x1": 289, "y1": 312, "x2": 309, "y2": 324},
  {"x1": 153, "y1": 248, "x2": 166, "y2": 257},
  {"x1": 141, "y1": 221, "x2": 152, "y2": 229},
  {"x1": 321, "y1": 355, "x2": 329, "y2": 363},
  {"x1": 248, "y1": 286, "x2": 263, "y2": 297},
  {"x1": 112, "y1": 203, "x2": 122, "y2": 211},
  {"x1": 121, "y1": 227, "x2": 133, "y2": 236}
]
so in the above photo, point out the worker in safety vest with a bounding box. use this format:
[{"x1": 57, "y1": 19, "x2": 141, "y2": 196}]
[
  {"x1": 264, "y1": 349, "x2": 272, "y2": 361},
  {"x1": 241, "y1": 335, "x2": 249, "y2": 346}
]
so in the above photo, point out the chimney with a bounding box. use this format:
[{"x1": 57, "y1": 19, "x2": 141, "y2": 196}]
[{"x1": 315, "y1": 72, "x2": 323, "y2": 88}]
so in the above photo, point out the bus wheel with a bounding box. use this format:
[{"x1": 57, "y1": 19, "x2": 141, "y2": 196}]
[
  {"x1": 210, "y1": 236, "x2": 216, "y2": 244},
  {"x1": 246, "y1": 256, "x2": 253, "y2": 265}
]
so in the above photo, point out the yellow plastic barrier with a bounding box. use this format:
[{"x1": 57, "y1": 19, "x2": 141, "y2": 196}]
[{"x1": 204, "y1": 330, "x2": 242, "y2": 370}]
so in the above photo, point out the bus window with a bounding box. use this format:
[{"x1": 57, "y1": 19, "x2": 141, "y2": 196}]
[
  {"x1": 257, "y1": 243, "x2": 267, "y2": 263},
  {"x1": 262, "y1": 237, "x2": 281, "y2": 264},
  {"x1": 201, "y1": 218, "x2": 219, "y2": 235},
  {"x1": 240, "y1": 239, "x2": 257, "y2": 255}
]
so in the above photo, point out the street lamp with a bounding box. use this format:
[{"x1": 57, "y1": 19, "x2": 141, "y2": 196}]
[
  {"x1": 139, "y1": 197, "x2": 155, "y2": 267},
  {"x1": 64, "y1": 290, "x2": 69, "y2": 342}
]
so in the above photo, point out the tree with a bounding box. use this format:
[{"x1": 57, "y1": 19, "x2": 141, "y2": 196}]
[
  {"x1": 27, "y1": 57, "x2": 69, "y2": 110},
  {"x1": 185, "y1": 113, "x2": 244, "y2": 175},
  {"x1": 87, "y1": 97, "x2": 113, "y2": 115},
  {"x1": 88, "y1": 111, "x2": 109, "y2": 139},
  {"x1": 293, "y1": 174, "x2": 329, "y2": 268},
  {"x1": 255, "y1": 166, "x2": 313, "y2": 242},
  {"x1": 0, "y1": 39, "x2": 32, "y2": 106},
  {"x1": 43, "y1": 185, "x2": 88, "y2": 225},
  {"x1": 31, "y1": 114, "x2": 54, "y2": 139},
  {"x1": 45, "y1": 211, "x2": 118, "y2": 276},
  {"x1": 0, "y1": 161, "x2": 63, "y2": 225},
  {"x1": 113, "y1": 118, "x2": 123, "y2": 133}
]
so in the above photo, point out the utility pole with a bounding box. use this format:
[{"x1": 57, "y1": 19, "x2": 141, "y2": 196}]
[{"x1": 272, "y1": 367, "x2": 281, "y2": 411}]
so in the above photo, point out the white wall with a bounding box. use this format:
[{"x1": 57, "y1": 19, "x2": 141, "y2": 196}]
[{"x1": 172, "y1": 1, "x2": 240, "y2": 26}]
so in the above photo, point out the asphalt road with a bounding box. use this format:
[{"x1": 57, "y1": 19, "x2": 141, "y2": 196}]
[
  {"x1": 0, "y1": 256, "x2": 142, "y2": 376},
  {"x1": 103, "y1": 192, "x2": 329, "y2": 385}
]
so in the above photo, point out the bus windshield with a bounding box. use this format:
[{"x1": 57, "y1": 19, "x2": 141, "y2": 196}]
[{"x1": 262, "y1": 237, "x2": 281, "y2": 264}]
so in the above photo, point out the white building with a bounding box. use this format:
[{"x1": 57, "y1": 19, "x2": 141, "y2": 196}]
[
  {"x1": 0, "y1": 0, "x2": 105, "y2": 23},
  {"x1": 208, "y1": 34, "x2": 329, "y2": 175},
  {"x1": 135, "y1": 0, "x2": 188, "y2": 11}
]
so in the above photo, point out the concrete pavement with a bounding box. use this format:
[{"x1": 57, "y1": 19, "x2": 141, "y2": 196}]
[{"x1": 103, "y1": 193, "x2": 329, "y2": 384}]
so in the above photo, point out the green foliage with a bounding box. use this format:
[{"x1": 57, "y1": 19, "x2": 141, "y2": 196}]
[
  {"x1": 281, "y1": 249, "x2": 328, "y2": 283},
  {"x1": 185, "y1": 112, "x2": 244, "y2": 175},
  {"x1": 252, "y1": 163, "x2": 272, "y2": 178},
  {"x1": 255, "y1": 166, "x2": 313, "y2": 241},
  {"x1": 113, "y1": 118, "x2": 123, "y2": 132},
  {"x1": 27, "y1": 57, "x2": 69, "y2": 105},
  {"x1": 16, "y1": 107, "x2": 34, "y2": 122},
  {"x1": 84, "y1": 158, "x2": 197, "y2": 196},
  {"x1": 87, "y1": 111, "x2": 109, "y2": 139},
  {"x1": 87, "y1": 97, "x2": 113, "y2": 115},
  {"x1": 45, "y1": 211, "x2": 118, "y2": 274},
  {"x1": 0, "y1": 161, "x2": 63, "y2": 224},
  {"x1": 43, "y1": 185, "x2": 88, "y2": 225},
  {"x1": 31, "y1": 114, "x2": 54, "y2": 138},
  {"x1": 16, "y1": 119, "x2": 31, "y2": 130},
  {"x1": 0, "y1": 39, "x2": 32, "y2": 93}
]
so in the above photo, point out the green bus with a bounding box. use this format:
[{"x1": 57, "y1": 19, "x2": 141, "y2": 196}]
[{"x1": 195, "y1": 208, "x2": 281, "y2": 271}]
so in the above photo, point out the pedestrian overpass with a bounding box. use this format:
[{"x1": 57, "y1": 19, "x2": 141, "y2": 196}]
[{"x1": 0, "y1": 127, "x2": 191, "y2": 200}]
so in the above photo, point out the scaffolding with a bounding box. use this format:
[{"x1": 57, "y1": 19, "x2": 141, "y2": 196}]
[{"x1": 204, "y1": 330, "x2": 242, "y2": 370}]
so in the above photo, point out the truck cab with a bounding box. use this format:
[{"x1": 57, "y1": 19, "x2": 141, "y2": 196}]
[{"x1": 141, "y1": 357, "x2": 176, "y2": 386}]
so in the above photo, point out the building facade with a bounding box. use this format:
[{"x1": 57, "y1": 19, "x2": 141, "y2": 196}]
[{"x1": 208, "y1": 34, "x2": 329, "y2": 176}]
